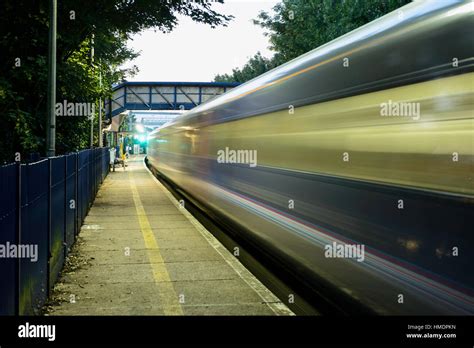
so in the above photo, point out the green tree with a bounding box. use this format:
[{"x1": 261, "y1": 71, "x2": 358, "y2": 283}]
[
  {"x1": 215, "y1": 0, "x2": 410, "y2": 83},
  {"x1": 215, "y1": 52, "x2": 276, "y2": 83}
]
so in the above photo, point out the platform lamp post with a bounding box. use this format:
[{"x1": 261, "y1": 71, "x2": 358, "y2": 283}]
[
  {"x1": 90, "y1": 31, "x2": 104, "y2": 148},
  {"x1": 99, "y1": 65, "x2": 103, "y2": 147},
  {"x1": 46, "y1": 0, "x2": 57, "y2": 157},
  {"x1": 90, "y1": 32, "x2": 95, "y2": 148}
]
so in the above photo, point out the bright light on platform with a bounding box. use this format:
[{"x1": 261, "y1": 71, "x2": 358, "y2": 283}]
[
  {"x1": 137, "y1": 135, "x2": 147, "y2": 143},
  {"x1": 135, "y1": 124, "x2": 145, "y2": 133}
]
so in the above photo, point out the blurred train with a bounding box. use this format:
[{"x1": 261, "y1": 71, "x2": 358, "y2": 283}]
[{"x1": 148, "y1": 0, "x2": 474, "y2": 315}]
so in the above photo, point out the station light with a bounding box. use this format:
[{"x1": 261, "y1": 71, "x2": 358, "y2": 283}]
[
  {"x1": 137, "y1": 135, "x2": 147, "y2": 143},
  {"x1": 135, "y1": 124, "x2": 145, "y2": 133}
]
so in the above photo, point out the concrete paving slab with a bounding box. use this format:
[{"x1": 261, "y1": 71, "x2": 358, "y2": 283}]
[
  {"x1": 182, "y1": 304, "x2": 276, "y2": 316},
  {"x1": 79, "y1": 247, "x2": 224, "y2": 266}
]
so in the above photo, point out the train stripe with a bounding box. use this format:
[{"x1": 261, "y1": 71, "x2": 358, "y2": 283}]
[{"x1": 212, "y1": 183, "x2": 474, "y2": 314}]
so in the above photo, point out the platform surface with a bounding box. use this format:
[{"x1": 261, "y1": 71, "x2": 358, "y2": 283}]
[{"x1": 47, "y1": 155, "x2": 293, "y2": 316}]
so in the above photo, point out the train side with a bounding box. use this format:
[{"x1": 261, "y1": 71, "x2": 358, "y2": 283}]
[{"x1": 148, "y1": 0, "x2": 474, "y2": 315}]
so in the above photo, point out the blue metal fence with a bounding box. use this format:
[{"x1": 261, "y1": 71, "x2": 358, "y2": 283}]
[
  {"x1": 0, "y1": 148, "x2": 109, "y2": 315},
  {"x1": 0, "y1": 163, "x2": 17, "y2": 315}
]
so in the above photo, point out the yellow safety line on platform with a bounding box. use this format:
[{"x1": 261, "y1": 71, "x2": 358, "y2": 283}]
[{"x1": 129, "y1": 171, "x2": 184, "y2": 315}]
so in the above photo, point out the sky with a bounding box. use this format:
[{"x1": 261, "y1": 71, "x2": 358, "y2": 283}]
[{"x1": 120, "y1": 0, "x2": 279, "y2": 82}]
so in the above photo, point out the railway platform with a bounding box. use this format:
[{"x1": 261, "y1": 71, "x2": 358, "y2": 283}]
[{"x1": 46, "y1": 155, "x2": 292, "y2": 316}]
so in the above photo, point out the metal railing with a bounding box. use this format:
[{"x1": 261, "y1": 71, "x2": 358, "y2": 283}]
[{"x1": 0, "y1": 147, "x2": 109, "y2": 315}]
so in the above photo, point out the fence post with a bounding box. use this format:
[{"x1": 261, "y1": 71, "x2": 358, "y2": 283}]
[
  {"x1": 46, "y1": 159, "x2": 52, "y2": 297},
  {"x1": 75, "y1": 152, "x2": 79, "y2": 238},
  {"x1": 93, "y1": 150, "x2": 96, "y2": 198},
  {"x1": 95, "y1": 150, "x2": 98, "y2": 195},
  {"x1": 104, "y1": 148, "x2": 107, "y2": 181},
  {"x1": 102, "y1": 148, "x2": 105, "y2": 182},
  {"x1": 100, "y1": 149, "x2": 103, "y2": 183},
  {"x1": 95, "y1": 150, "x2": 97, "y2": 194},
  {"x1": 64, "y1": 156, "x2": 68, "y2": 259},
  {"x1": 15, "y1": 160, "x2": 21, "y2": 315}
]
